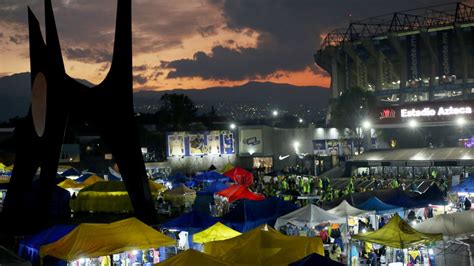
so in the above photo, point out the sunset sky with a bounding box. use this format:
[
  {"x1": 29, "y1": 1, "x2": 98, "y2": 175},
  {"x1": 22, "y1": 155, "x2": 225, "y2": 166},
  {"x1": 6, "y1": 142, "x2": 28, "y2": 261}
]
[{"x1": 0, "y1": 0, "x2": 460, "y2": 91}]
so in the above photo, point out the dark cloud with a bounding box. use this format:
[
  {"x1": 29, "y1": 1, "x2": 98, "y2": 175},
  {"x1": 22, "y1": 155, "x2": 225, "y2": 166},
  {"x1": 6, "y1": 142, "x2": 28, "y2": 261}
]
[
  {"x1": 133, "y1": 74, "x2": 148, "y2": 85},
  {"x1": 9, "y1": 34, "x2": 27, "y2": 45},
  {"x1": 197, "y1": 25, "x2": 218, "y2": 37},
  {"x1": 64, "y1": 47, "x2": 112, "y2": 64},
  {"x1": 163, "y1": 0, "x2": 449, "y2": 80},
  {"x1": 133, "y1": 64, "x2": 148, "y2": 72}
]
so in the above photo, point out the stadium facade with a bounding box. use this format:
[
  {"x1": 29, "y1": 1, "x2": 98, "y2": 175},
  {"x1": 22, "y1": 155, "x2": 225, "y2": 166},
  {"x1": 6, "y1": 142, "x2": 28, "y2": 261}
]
[{"x1": 315, "y1": 2, "x2": 474, "y2": 127}]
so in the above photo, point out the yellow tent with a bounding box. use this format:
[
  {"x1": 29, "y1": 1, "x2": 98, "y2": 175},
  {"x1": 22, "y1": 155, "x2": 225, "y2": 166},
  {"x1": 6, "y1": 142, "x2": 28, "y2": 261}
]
[
  {"x1": 0, "y1": 163, "x2": 6, "y2": 171},
  {"x1": 163, "y1": 185, "x2": 196, "y2": 207},
  {"x1": 57, "y1": 179, "x2": 84, "y2": 190},
  {"x1": 70, "y1": 181, "x2": 162, "y2": 213},
  {"x1": 193, "y1": 222, "x2": 241, "y2": 244},
  {"x1": 220, "y1": 163, "x2": 234, "y2": 174},
  {"x1": 352, "y1": 214, "x2": 442, "y2": 249},
  {"x1": 148, "y1": 181, "x2": 167, "y2": 192},
  {"x1": 204, "y1": 224, "x2": 323, "y2": 266},
  {"x1": 82, "y1": 175, "x2": 105, "y2": 187},
  {"x1": 40, "y1": 217, "x2": 175, "y2": 261},
  {"x1": 155, "y1": 249, "x2": 229, "y2": 266},
  {"x1": 5, "y1": 164, "x2": 14, "y2": 171}
]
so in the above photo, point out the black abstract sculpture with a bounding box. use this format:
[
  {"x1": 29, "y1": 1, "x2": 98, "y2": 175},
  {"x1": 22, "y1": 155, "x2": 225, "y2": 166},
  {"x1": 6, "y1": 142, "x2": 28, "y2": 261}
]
[{"x1": 3, "y1": 0, "x2": 156, "y2": 230}]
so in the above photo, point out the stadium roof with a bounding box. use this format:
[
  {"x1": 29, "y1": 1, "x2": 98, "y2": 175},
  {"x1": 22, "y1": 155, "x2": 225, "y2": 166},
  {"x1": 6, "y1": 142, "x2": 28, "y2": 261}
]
[
  {"x1": 351, "y1": 147, "x2": 474, "y2": 164},
  {"x1": 320, "y1": 2, "x2": 474, "y2": 49}
]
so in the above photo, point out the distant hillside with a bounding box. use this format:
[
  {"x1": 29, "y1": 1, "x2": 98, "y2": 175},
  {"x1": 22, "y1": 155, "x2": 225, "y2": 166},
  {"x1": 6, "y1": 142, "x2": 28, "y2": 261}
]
[
  {"x1": 0, "y1": 72, "x2": 330, "y2": 123},
  {"x1": 134, "y1": 81, "x2": 330, "y2": 109},
  {"x1": 0, "y1": 72, "x2": 95, "y2": 123}
]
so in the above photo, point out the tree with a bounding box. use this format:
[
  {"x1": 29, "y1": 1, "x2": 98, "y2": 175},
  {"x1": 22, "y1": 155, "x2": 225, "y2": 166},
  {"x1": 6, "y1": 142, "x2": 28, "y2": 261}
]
[
  {"x1": 330, "y1": 87, "x2": 376, "y2": 154},
  {"x1": 155, "y1": 93, "x2": 198, "y2": 131}
]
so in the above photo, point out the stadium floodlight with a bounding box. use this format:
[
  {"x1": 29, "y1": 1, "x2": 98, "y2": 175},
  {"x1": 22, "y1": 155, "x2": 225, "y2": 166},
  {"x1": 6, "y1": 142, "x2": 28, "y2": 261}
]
[
  {"x1": 408, "y1": 119, "x2": 418, "y2": 128},
  {"x1": 229, "y1": 123, "x2": 236, "y2": 130},
  {"x1": 456, "y1": 117, "x2": 466, "y2": 127},
  {"x1": 362, "y1": 120, "x2": 371, "y2": 129},
  {"x1": 272, "y1": 110, "x2": 279, "y2": 117}
]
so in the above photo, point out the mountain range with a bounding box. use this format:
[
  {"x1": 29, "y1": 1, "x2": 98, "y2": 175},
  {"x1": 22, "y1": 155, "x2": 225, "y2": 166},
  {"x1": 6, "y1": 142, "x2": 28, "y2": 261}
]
[{"x1": 0, "y1": 72, "x2": 330, "y2": 123}]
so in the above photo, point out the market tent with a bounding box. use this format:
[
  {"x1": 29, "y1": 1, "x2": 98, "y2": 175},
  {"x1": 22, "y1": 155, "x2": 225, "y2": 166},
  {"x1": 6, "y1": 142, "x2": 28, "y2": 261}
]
[
  {"x1": 18, "y1": 225, "x2": 76, "y2": 265},
  {"x1": 220, "y1": 163, "x2": 234, "y2": 174},
  {"x1": 325, "y1": 188, "x2": 419, "y2": 209},
  {"x1": 193, "y1": 222, "x2": 241, "y2": 244},
  {"x1": 223, "y1": 167, "x2": 253, "y2": 187},
  {"x1": 204, "y1": 224, "x2": 324, "y2": 266},
  {"x1": 216, "y1": 184, "x2": 264, "y2": 203},
  {"x1": 107, "y1": 167, "x2": 122, "y2": 181},
  {"x1": 61, "y1": 168, "x2": 80, "y2": 177},
  {"x1": 156, "y1": 249, "x2": 229, "y2": 266},
  {"x1": 0, "y1": 246, "x2": 31, "y2": 266},
  {"x1": 82, "y1": 175, "x2": 104, "y2": 187},
  {"x1": 274, "y1": 204, "x2": 344, "y2": 230},
  {"x1": 0, "y1": 163, "x2": 6, "y2": 172},
  {"x1": 167, "y1": 172, "x2": 188, "y2": 181},
  {"x1": 163, "y1": 184, "x2": 196, "y2": 207},
  {"x1": 202, "y1": 182, "x2": 229, "y2": 194},
  {"x1": 357, "y1": 197, "x2": 404, "y2": 215},
  {"x1": 352, "y1": 214, "x2": 442, "y2": 249},
  {"x1": 415, "y1": 184, "x2": 448, "y2": 206},
  {"x1": 194, "y1": 171, "x2": 230, "y2": 183},
  {"x1": 40, "y1": 218, "x2": 175, "y2": 261},
  {"x1": 289, "y1": 252, "x2": 343, "y2": 266},
  {"x1": 163, "y1": 211, "x2": 222, "y2": 232},
  {"x1": 451, "y1": 176, "x2": 474, "y2": 193},
  {"x1": 413, "y1": 211, "x2": 474, "y2": 239},
  {"x1": 74, "y1": 173, "x2": 93, "y2": 183},
  {"x1": 70, "y1": 180, "x2": 161, "y2": 213},
  {"x1": 223, "y1": 197, "x2": 297, "y2": 232},
  {"x1": 380, "y1": 189, "x2": 422, "y2": 208},
  {"x1": 327, "y1": 200, "x2": 372, "y2": 218},
  {"x1": 57, "y1": 179, "x2": 84, "y2": 190}
]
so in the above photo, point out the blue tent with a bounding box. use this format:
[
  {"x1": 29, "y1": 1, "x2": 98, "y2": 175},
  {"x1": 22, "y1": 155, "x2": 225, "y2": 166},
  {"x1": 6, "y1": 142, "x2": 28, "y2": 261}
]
[
  {"x1": 168, "y1": 172, "x2": 188, "y2": 181},
  {"x1": 163, "y1": 211, "x2": 222, "y2": 231},
  {"x1": 451, "y1": 176, "x2": 474, "y2": 193},
  {"x1": 74, "y1": 173, "x2": 93, "y2": 183},
  {"x1": 202, "y1": 182, "x2": 229, "y2": 194},
  {"x1": 222, "y1": 197, "x2": 298, "y2": 232},
  {"x1": 19, "y1": 225, "x2": 76, "y2": 265},
  {"x1": 357, "y1": 197, "x2": 403, "y2": 215},
  {"x1": 194, "y1": 171, "x2": 230, "y2": 183},
  {"x1": 193, "y1": 193, "x2": 214, "y2": 214},
  {"x1": 378, "y1": 189, "x2": 421, "y2": 209},
  {"x1": 415, "y1": 185, "x2": 447, "y2": 206},
  {"x1": 289, "y1": 253, "x2": 343, "y2": 266},
  {"x1": 61, "y1": 168, "x2": 80, "y2": 177}
]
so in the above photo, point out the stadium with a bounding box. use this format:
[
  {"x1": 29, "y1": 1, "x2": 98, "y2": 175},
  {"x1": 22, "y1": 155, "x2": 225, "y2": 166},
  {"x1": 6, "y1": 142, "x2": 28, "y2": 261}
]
[{"x1": 315, "y1": 2, "x2": 474, "y2": 128}]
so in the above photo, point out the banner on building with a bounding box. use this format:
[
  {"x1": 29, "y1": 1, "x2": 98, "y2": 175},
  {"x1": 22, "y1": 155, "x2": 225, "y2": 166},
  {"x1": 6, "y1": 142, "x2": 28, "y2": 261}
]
[
  {"x1": 437, "y1": 30, "x2": 454, "y2": 77},
  {"x1": 406, "y1": 34, "x2": 421, "y2": 81},
  {"x1": 239, "y1": 129, "x2": 263, "y2": 155},
  {"x1": 166, "y1": 131, "x2": 235, "y2": 157}
]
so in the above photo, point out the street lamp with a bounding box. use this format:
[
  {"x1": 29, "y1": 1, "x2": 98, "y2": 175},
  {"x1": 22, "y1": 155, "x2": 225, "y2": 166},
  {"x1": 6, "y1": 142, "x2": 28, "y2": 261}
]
[
  {"x1": 408, "y1": 119, "x2": 418, "y2": 128},
  {"x1": 293, "y1": 141, "x2": 300, "y2": 150},
  {"x1": 362, "y1": 120, "x2": 371, "y2": 129},
  {"x1": 272, "y1": 110, "x2": 279, "y2": 117},
  {"x1": 456, "y1": 117, "x2": 466, "y2": 127},
  {"x1": 229, "y1": 123, "x2": 236, "y2": 130}
]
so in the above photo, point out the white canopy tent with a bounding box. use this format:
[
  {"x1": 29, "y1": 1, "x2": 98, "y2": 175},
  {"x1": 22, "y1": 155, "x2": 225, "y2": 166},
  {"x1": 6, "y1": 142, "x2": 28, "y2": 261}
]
[
  {"x1": 327, "y1": 200, "x2": 373, "y2": 218},
  {"x1": 413, "y1": 211, "x2": 474, "y2": 240},
  {"x1": 274, "y1": 204, "x2": 345, "y2": 230}
]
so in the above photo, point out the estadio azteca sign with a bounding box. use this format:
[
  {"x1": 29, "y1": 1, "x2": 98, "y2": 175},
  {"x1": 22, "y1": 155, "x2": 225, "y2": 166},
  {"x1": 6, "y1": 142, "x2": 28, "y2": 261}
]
[
  {"x1": 374, "y1": 101, "x2": 474, "y2": 124},
  {"x1": 401, "y1": 106, "x2": 472, "y2": 118}
]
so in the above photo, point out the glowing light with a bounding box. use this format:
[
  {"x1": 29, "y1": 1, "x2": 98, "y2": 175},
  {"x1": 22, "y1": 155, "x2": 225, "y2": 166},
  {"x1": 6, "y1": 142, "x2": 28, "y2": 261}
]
[
  {"x1": 361, "y1": 229, "x2": 367, "y2": 233},
  {"x1": 272, "y1": 110, "x2": 279, "y2": 117},
  {"x1": 229, "y1": 123, "x2": 236, "y2": 130},
  {"x1": 362, "y1": 120, "x2": 371, "y2": 129},
  {"x1": 132, "y1": 250, "x2": 138, "y2": 255},
  {"x1": 293, "y1": 141, "x2": 300, "y2": 150},
  {"x1": 408, "y1": 119, "x2": 418, "y2": 128},
  {"x1": 298, "y1": 118, "x2": 303, "y2": 123},
  {"x1": 428, "y1": 248, "x2": 434, "y2": 255},
  {"x1": 456, "y1": 117, "x2": 466, "y2": 126}
]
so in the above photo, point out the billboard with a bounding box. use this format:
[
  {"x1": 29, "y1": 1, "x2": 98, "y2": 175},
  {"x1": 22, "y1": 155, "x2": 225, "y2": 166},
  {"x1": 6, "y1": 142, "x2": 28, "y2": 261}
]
[
  {"x1": 166, "y1": 131, "x2": 234, "y2": 157},
  {"x1": 373, "y1": 100, "x2": 474, "y2": 125},
  {"x1": 239, "y1": 129, "x2": 263, "y2": 155},
  {"x1": 406, "y1": 34, "x2": 421, "y2": 81},
  {"x1": 437, "y1": 30, "x2": 454, "y2": 77}
]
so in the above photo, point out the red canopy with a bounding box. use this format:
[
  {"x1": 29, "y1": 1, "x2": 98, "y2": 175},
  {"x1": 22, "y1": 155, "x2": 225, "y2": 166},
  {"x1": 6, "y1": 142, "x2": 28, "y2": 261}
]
[
  {"x1": 216, "y1": 184, "x2": 265, "y2": 203},
  {"x1": 223, "y1": 167, "x2": 253, "y2": 187}
]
